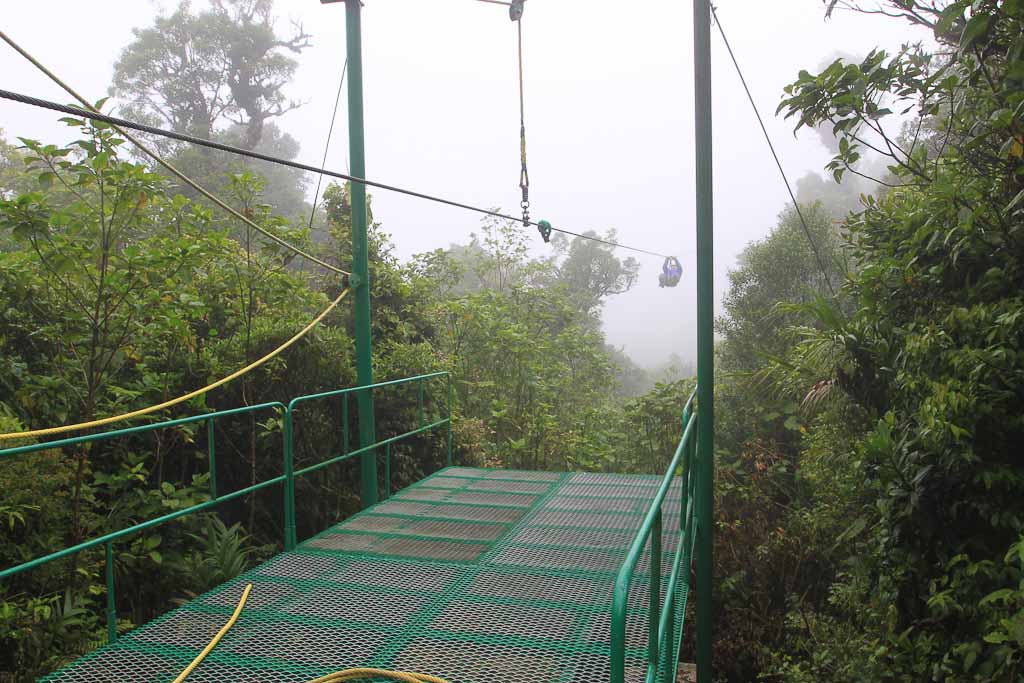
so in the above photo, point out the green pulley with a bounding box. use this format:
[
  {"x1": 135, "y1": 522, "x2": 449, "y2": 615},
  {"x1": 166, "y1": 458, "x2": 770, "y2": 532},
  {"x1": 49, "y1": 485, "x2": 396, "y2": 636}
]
[{"x1": 537, "y1": 219, "x2": 552, "y2": 243}]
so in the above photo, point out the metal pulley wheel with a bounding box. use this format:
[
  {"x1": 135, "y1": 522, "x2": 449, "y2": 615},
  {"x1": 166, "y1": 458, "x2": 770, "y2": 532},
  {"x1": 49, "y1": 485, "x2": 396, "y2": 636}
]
[{"x1": 509, "y1": 0, "x2": 524, "y2": 22}]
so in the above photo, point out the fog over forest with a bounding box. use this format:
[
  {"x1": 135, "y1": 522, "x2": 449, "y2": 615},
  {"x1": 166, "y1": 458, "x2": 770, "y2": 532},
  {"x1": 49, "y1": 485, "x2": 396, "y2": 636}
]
[{"x1": 1, "y1": 0, "x2": 918, "y2": 370}]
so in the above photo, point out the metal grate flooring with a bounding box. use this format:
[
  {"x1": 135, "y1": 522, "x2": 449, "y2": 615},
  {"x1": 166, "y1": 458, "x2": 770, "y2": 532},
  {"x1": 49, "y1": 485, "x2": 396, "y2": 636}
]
[{"x1": 44, "y1": 467, "x2": 687, "y2": 683}]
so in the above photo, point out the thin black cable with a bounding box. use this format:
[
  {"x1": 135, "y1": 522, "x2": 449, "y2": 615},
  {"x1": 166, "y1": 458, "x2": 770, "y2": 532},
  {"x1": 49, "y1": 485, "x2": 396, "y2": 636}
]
[
  {"x1": 711, "y1": 5, "x2": 837, "y2": 297},
  {"x1": 0, "y1": 88, "x2": 671, "y2": 259},
  {"x1": 308, "y1": 57, "x2": 348, "y2": 232}
]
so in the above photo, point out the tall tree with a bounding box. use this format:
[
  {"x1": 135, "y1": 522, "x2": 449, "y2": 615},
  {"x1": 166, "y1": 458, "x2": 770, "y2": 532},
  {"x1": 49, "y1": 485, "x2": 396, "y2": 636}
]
[
  {"x1": 112, "y1": 0, "x2": 310, "y2": 149},
  {"x1": 553, "y1": 231, "x2": 640, "y2": 313},
  {"x1": 764, "y1": 2, "x2": 1024, "y2": 680},
  {"x1": 111, "y1": 0, "x2": 312, "y2": 219}
]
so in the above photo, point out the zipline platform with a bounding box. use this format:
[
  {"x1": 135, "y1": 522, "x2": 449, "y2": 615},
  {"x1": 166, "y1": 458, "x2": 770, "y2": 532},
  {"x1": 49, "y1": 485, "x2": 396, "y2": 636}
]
[{"x1": 45, "y1": 467, "x2": 685, "y2": 683}]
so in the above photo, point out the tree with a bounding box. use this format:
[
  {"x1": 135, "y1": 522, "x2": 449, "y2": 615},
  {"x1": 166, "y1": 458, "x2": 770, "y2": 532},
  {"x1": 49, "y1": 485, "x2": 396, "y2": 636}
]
[
  {"x1": 717, "y1": 202, "x2": 846, "y2": 374},
  {"x1": 0, "y1": 130, "x2": 31, "y2": 204},
  {"x1": 0, "y1": 120, "x2": 339, "y2": 680},
  {"x1": 3, "y1": 123, "x2": 198, "y2": 545},
  {"x1": 763, "y1": 2, "x2": 1024, "y2": 680},
  {"x1": 699, "y1": 199, "x2": 850, "y2": 680},
  {"x1": 112, "y1": 0, "x2": 309, "y2": 148},
  {"x1": 111, "y1": 0, "x2": 311, "y2": 218},
  {"x1": 553, "y1": 230, "x2": 639, "y2": 313}
]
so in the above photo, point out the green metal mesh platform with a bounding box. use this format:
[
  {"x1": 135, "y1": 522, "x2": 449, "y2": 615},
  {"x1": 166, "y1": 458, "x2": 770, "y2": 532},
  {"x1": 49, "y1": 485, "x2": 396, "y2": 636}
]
[{"x1": 45, "y1": 467, "x2": 686, "y2": 682}]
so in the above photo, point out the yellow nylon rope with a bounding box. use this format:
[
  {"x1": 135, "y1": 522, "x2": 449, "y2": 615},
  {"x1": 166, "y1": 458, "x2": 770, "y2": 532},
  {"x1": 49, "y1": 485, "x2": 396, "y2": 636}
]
[
  {"x1": 307, "y1": 669, "x2": 450, "y2": 683},
  {"x1": 0, "y1": 289, "x2": 348, "y2": 442},
  {"x1": 171, "y1": 583, "x2": 253, "y2": 683},
  {"x1": 0, "y1": 29, "x2": 349, "y2": 277},
  {"x1": 170, "y1": 584, "x2": 451, "y2": 683}
]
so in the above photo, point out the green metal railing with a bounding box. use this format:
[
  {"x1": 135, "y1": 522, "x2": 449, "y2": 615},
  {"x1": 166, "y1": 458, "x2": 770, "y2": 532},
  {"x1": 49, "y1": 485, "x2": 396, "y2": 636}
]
[
  {"x1": 611, "y1": 388, "x2": 700, "y2": 683},
  {"x1": 0, "y1": 371, "x2": 451, "y2": 646},
  {"x1": 283, "y1": 371, "x2": 452, "y2": 550}
]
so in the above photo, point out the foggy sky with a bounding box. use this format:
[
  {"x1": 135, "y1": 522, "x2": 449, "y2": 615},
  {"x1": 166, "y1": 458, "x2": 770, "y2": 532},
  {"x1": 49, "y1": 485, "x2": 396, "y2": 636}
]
[{"x1": 0, "y1": 1, "x2": 926, "y2": 367}]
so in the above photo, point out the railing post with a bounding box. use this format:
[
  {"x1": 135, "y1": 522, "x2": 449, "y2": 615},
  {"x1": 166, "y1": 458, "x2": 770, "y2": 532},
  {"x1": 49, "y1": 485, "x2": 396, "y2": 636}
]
[
  {"x1": 446, "y1": 373, "x2": 453, "y2": 466},
  {"x1": 384, "y1": 442, "x2": 391, "y2": 499},
  {"x1": 680, "y1": 407, "x2": 694, "y2": 533},
  {"x1": 417, "y1": 378, "x2": 425, "y2": 429},
  {"x1": 693, "y1": 0, "x2": 716, "y2": 678},
  {"x1": 342, "y1": 393, "x2": 350, "y2": 456},
  {"x1": 610, "y1": 578, "x2": 630, "y2": 683},
  {"x1": 105, "y1": 541, "x2": 117, "y2": 643},
  {"x1": 206, "y1": 417, "x2": 217, "y2": 499},
  {"x1": 649, "y1": 509, "x2": 663, "y2": 679},
  {"x1": 284, "y1": 407, "x2": 296, "y2": 550}
]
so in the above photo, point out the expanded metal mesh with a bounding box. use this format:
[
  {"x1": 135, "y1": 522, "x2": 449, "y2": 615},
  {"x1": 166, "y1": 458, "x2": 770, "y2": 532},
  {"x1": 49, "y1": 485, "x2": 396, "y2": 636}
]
[{"x1": 45, "y1": 467, "x2": 686, "y2": 683}]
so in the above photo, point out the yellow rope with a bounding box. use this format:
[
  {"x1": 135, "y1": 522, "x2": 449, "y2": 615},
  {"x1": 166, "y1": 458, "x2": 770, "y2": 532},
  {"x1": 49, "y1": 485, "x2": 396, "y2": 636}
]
[
  {"x1": 170, "y1": 584, "x2": 450, "y2": 683},
  {"x1": 307, "y1": 669, "x2": 450, "y2": 683},
  {"x1": 0, "y1": 289, "x2": 348, "y2": 442},
  {"x1": 0, "y1": 29, "x2": 349, "y2": 277},
  {"x1": 171, "y1": 583, "x2": 253, "y2": 683}
]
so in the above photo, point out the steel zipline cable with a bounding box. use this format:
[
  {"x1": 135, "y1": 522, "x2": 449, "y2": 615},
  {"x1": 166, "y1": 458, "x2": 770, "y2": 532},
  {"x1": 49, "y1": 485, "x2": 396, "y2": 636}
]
[
  {"x1": 710, "y1": 5, "x2": 838, "y2": 298},
  {"x1": 0, "y1": 88, "x2": 671, "y2": 260}
]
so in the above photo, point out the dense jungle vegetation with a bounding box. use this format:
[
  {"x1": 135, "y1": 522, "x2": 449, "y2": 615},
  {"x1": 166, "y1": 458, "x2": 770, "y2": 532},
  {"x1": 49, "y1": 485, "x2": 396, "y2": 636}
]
[{"x1": 1, "y1": 0, "x2": 1022, "y2": 681}]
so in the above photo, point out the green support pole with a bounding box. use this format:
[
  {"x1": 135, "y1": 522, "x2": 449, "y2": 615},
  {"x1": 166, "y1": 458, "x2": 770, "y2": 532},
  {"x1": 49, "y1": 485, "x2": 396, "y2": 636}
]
[
  {"x1": 384, "y1": 442, "x2": 391, "y2": 499},
  {"x1": 693, "y1": 0, "x2": 715, "y2": 680},
  {"x1": 648, "y1": 510, "x2": 663, "y2": 676},
  {"x1": 105, "y1": 541, "x2": 117, "y2": 643},
  {"x1": 207, "y1": 417, "x2": 217, "y2": 499},
  {"x1": 283, "y1": 408, "x2": 296, "y2": 550},
  {"x1": 333, "y1": 0, "x2": 377, "y2": 508},
  {"x1": 446, "y1": 373, "x2": 453, "y2": 467}
]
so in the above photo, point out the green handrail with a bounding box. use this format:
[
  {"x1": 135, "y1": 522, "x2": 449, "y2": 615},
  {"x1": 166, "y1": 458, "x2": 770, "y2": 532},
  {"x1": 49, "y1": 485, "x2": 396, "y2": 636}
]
[
  {"x1": 0, "y1": 401, "x2": 285, "y2": 644},
  {"x1": 0, "y1": 371, "x2": 452, "y2": 646},
  {"x1": 0, "y1": 401, "x2": 284, "y2": 460},
  {"x1": 283, "y1": 371, "x2": 450, "y2": 549},
  {"x1": 611, "y1": 388, "x2": 698, "y2": 683}
]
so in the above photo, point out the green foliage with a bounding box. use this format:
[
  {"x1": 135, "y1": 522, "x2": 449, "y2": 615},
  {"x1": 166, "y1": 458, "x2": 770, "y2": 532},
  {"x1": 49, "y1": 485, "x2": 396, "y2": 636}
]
[
  {"x1": 723, "y1": 2, "x2": 1024, "y2": 682},
  {"x1": 0, "y1": 121, "x2": 672, "y2": 676},
  {"x1": 415, "y1": 217, "x2": 659, "y2": 473},
  {"x1": 0, "y1": 591, "x2": 102, "y2": 678},
  {"x1": 177, "y1": 516, "x2": 269, "y2": 596},
  {"x1": 0, "y1": 123, "x2": 334, "y2": 679}
]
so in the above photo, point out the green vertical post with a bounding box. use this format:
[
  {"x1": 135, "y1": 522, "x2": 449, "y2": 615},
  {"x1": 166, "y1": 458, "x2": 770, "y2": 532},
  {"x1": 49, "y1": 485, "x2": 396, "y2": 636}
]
[
  {"x1": 648, "y1": 510, "x2": 662, "y2": 677},
  {"x1": 338, "y1": 0, "x2": 377, "y2": 508},
  {"x1": 446, "y1": 373, "x2": 453, "y2": 466},
  {"x1": 693, "y1": 0, "x2": 715, "y2": 680},
  {"x1": 384, "y1": 442, "x2": 391, "y2": 499},
  {"x1": 417, "y1": 378, "x2": 425, "y2": 428},
  {"x1": 105, "y1": 541, "x2": 117, "y2": 643},
  {"x1": 283, "y1": 408, "x2": 296, "y2": 550},
  {"x1": 342, "y1": 393, "x2": 350, "y2": 455},
  {"x1": 207, "y1": 417, "x2": 217, "y2": 499}
]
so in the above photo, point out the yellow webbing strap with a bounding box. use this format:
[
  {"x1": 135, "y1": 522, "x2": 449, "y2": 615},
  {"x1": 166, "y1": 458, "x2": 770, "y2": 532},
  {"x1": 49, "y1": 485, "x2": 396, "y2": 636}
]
[
  {"x1": 171, "y1": 584, "x2": 451, "y2": 683},
  {"x1": 0, "y1": 289, "x2": 348, "y2": 442}
]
